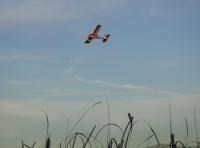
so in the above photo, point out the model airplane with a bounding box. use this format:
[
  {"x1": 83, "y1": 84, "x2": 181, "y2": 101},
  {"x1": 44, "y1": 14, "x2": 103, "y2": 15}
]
[{"x1": 84, "y1": 24, "x2": 110, "y2": 44}]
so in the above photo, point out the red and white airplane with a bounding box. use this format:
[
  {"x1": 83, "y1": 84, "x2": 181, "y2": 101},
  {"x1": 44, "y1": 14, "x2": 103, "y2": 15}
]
[{"x1": 84, "y1": 24, "x2": 110, "y2": 44}]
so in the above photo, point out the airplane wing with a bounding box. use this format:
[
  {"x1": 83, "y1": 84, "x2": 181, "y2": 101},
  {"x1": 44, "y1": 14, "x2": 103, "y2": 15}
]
[
  {"x1": 91, "y1": 24, "x2": 102, "y2": 35},
  {"x1": 85, "y1": 37, "x2": 93, "y2": 44}
]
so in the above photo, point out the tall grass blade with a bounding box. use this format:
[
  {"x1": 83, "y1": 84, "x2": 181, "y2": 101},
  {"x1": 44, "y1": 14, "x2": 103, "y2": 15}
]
[
  {"x1": 184, "y1": 117, "x2": 189, "y2": 143},
  {"x1": 45, "y1": 135, "x2": 51, "y2": 148},
  {"x1": 42, "y1": 111, "x2": 49, "y2": 140},
  {"x1": 31, "y1": 141, "x2": 36, "y2": 148},
  {"x1": 22, "y1": 140, "x2": 24, "y2": 148},
  {"x1": 194, "y1": 106, "x2": 199, "y2": 148},
  {"x1": 169, "y1": 99, "x2": 173, "y2": 136},
  {"x1": 107, "y1": 99, "x2": 110, "y2": 148},
  {"x1": 65, "y1": 119, "x2": 70, "y2": 148},
  {"x1": 135, "y1": 134, "x2": 153, "y2": 148},
  {"x1": 72, "y1": 133, "x2": 77, "y2": 148},
  {"x1": 70, "y1": 101, "x2": 101, "y2": 135},
  {"x1": 83, "y1": 125, "x2": 96, "y2": 148},
  {"x1": 95, "y1": 123, "x2": 123, "y2": 140}
]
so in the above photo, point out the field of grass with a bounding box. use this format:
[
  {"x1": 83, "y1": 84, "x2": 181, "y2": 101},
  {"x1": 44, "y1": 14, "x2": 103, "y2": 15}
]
[{"x1": 21, "y1": 102, "x2": 199, "y2": 148}]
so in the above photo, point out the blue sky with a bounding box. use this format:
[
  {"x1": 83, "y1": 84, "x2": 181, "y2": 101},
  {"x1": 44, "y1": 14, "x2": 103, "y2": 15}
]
[{"x1": 0, "y1": 0, "x2": 200, "y2": 147}]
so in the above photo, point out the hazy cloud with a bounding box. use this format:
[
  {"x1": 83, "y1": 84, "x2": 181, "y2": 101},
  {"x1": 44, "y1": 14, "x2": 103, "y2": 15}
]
[
  {"x1": 75, "y1": 76, "x2": 181, "y2": 96},
  {"x1": 0, "y1": 0, "x2": 125, "y2": 24},
  {"x1": 0, "y1": 53, "x2": 48, "y2": 61},
  {"x1": 42, "y1": 88, "x2": 110, "y2": 97},
  {"x1": 69, "y1": 57, "x2": 88, "y2": 65},
  {"x1": 131, "y1": 0, "x2": 200, "y2": 16},
  {"x1": 0, "y1": 0, "x2": 199, "y2": 24}
]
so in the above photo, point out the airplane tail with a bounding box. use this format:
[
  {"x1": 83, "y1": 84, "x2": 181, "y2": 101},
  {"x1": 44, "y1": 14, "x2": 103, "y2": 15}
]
[{"x1": 102, "y1": 34, "x2": 110, "y2": 42}]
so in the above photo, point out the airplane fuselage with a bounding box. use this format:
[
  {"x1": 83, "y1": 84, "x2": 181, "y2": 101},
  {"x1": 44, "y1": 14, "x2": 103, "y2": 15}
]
[{"x1": 87, "y1": 33, "x2": 104, "y2": 39}]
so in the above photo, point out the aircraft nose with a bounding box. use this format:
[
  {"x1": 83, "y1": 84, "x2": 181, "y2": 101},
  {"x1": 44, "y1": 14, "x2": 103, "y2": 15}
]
[{"x1": 82, "y1": 34, "x2": 88, "y2": 38}]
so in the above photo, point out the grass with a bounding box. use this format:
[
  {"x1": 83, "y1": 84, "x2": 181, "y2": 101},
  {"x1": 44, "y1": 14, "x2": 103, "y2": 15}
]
[{"x1": 21, "y1": 102, "x2": 199, "y2": 148}]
